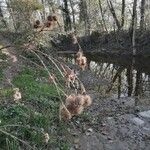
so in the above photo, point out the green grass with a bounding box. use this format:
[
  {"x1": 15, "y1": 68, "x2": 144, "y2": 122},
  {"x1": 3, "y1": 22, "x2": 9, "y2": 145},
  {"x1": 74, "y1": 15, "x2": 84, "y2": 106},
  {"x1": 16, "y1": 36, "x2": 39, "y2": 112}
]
[
  {"x1": 13, "y1": 68, "x2": 59, "y2": 100},
  {"x1": 0, "y1": 51, "x2": 8, "y2": 82},
  {"x1": 0, "y1": 67, "x2": 71, "y2": 150}
]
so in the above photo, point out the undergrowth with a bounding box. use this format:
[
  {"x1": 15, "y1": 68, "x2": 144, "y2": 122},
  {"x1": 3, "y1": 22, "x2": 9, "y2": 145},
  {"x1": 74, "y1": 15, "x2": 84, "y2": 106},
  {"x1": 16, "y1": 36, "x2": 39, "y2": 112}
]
[
  {"x1": 0, "y1": 50, "x2": 8, "y2": 82},
  {"x1": 0, "y1": 67, "x2": 71, "y2": 150}
]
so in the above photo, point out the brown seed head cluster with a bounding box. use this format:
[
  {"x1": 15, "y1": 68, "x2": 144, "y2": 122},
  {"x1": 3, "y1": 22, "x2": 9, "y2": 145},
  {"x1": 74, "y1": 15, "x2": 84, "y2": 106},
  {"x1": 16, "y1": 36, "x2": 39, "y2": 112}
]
[
  {"x1": 76, "y1": 51, "x2": 87, "y2": 71},
  {"x1": 60, "y1": 94, "x2": 92, "y2": 121},
  {"x1": 33, "y1": 15, "x2": 58, "y2": 30}
]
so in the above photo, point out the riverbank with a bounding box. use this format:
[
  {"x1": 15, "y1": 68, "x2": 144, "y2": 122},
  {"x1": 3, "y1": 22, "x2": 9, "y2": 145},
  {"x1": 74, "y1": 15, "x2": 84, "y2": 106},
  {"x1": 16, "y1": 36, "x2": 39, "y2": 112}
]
[{"x1": 0, "y1": 31, "x2": 150, "y2": 150}]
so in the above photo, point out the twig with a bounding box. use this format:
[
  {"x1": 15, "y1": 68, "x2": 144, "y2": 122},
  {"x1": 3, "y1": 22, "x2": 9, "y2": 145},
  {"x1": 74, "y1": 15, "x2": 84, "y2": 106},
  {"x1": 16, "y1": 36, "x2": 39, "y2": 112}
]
[
  {"x1": 30, "y1": 50, "x2": 68, "y2": 99},
  {"x1": 34, "y1": 50, "x2": 65, "y2": 78},
  {"x1": 19, "y1": 55, "x2": 43, "y2": 69}
]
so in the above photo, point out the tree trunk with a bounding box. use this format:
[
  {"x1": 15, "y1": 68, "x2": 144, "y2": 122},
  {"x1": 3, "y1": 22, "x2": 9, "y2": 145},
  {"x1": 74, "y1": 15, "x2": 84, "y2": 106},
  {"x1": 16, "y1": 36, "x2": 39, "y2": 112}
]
[
  {"x1": 69, "y1": 0, "x2": 76, "y2": 32},
  {"x1": 118, "y1": 73, "x2": 121, "y2": 99},
  {"x1": 131, "y1": 0, "x2": 137, "y2": 56},
  {"x1": 107, "y1": 0, "x2": 121, "y2": 30},
  {"x1": 41, "y1": 0, "x2": 46, "y2": 20},
  {"x1": 98, "y1": 0, "x2": 108, "y2": 32},
  {"x1": 79, "y1": 0, "x2": 90, "y2": 35},
  {"x1": 135, "y1": 70, "x2": 142, "y2": 97},
  {"x1": 5, "y1": 0, "x2": 17, "y2": 31},
  {"x1": 140, "y1": 0, "x2": 146, "y2": 30},
  {"x1": 63, "y1": 0, "x2": 72, "y2": 31},
  {"x1": 127, "y1": 67, "x2": 133, "y2": 97},
  {"x1": 121, "y1": 0, "x2": 125, "y2": 29},
  {"x1": 0, "y1": 5, "x2": 7, "y2": 28}
]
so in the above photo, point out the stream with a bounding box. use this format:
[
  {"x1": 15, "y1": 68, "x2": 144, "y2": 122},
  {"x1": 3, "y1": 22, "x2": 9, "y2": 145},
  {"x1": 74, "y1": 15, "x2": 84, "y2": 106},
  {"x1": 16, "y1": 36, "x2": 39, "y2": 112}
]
[{"x1": 59, "y1": 51, "x2": 150, "y2": 102}]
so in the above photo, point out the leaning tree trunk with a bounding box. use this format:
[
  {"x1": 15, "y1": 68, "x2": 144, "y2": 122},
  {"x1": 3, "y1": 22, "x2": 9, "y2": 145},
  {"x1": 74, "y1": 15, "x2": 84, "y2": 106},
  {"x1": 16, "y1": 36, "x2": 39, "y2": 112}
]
[{"x1": 140, "y1": 0, "x2": 146, "y2": 31}]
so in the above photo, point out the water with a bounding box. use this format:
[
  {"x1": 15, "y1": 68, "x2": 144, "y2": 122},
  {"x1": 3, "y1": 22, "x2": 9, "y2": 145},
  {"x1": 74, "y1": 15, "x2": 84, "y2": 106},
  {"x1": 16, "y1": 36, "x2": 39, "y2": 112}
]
[
  {"x1": 59, "y1": 52, "x2": 150, "y2": 100},
  {"x1": 86, "y1": 52, "x2": 150, "y2": 98}
]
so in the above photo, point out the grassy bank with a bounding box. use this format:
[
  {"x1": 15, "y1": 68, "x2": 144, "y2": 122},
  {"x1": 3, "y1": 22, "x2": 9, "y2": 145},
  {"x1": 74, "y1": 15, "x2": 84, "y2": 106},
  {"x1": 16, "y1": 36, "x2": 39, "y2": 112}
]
[{"x1": 0, "y1": 67, "x2": 71, "y2": 149}]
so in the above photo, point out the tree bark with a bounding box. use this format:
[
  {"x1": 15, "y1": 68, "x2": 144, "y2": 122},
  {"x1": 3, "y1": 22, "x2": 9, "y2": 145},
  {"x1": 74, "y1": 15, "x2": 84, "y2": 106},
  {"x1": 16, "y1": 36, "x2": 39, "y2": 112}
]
[
  {"x1": 135, "y1": 70, "x2": 142, "y2": 97},
  {"x1": 107, "y1": 0, "x2": 121, "y2": 30},
  {"x1": 79, "y1": 0, "x2": 90, "y2": 35},
  {"x1": 121, "y1": 0, "x2": 125, "y2": 29},
  {"x1": 5, "y1": 0, "x2": 17, "y2": 31},
  {"x1": 140, "y1": 0, "x2": 146, "y2": 30},
  {"x1": 127, "y1": 66, "x2": 133, "y2": 97},
  {"x1": 41, "y1": 0, "x2": 46, "y2": 20},
  {"x1": 69, "y1": 0, "x2": 76, "y2": 32},
  {"x1": 0, "y1": 5, "x2": 7, "y2": 28},
  {"x1": 63, "y1": 0, "x2": 72, "y2": 31},
  {"x1": 98, "y1": 0, "x2": 108, "y2": 32},
  {"x1": 118, "y1": 73, "x2": 121, "y2": 99},
  {"x1": 131, "y1": 0, "x2": 137, "y2": 56}
]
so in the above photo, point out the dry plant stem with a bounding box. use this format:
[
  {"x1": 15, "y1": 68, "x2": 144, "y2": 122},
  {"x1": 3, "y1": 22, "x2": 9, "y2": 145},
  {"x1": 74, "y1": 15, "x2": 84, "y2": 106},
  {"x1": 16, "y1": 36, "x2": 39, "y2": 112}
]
[
  {"x1": 76, "y1": 38, "x2": 82, "y2": 51},
  {"x1": 0, "y1": 128, "x2": 36, "y2": 150},
  {"x1": 1, "y1": 124, "x2": 47, "y2": 135},
  {"x1": 35, "y1": 50, "x2": 78, "y2": 91},
  {"x1": 35, "y1": 50, "x2": 64, "y2": 77},
  {"x1": 30, "y1": 50, "x2": 68, "y2": 99},
  {"x1": 51, "y1": 57, "x2": 85, "y2": 91},
  {"x1": 19, "y1": 55, "x2": 43, "y2": 69},
  {"x1": 20, "y1": 54, "x2": 65, "y2": 90},
  {"x1": 56, "y1": 20, "x2": 62, "y2": 32},
  {"x1": 76, "y1": 76, "x2": 86, "y2": 93},
  {"x1": 30, "y1": 51, "x2": 72, "y2": 121},
  {"x1": 43, "y1": 54, "x2": 87, "y2": 93}
]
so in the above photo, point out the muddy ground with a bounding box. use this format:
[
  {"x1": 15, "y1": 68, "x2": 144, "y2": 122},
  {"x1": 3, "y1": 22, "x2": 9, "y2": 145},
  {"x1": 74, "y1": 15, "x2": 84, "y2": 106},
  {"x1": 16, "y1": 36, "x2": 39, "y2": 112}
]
[{"x1": 61, "y1": 59, "x2": 150, "y2": 150}]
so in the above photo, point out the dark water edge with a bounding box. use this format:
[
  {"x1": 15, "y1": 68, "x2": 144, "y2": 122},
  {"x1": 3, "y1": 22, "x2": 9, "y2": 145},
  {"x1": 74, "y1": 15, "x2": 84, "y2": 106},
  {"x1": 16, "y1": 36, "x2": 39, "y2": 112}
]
[
  {"x1": 87, "y1": 52, "x2": 150, "y2": 98},
  {"x1": 86, "y1": 52, "x2": 150, "y2": 75}
]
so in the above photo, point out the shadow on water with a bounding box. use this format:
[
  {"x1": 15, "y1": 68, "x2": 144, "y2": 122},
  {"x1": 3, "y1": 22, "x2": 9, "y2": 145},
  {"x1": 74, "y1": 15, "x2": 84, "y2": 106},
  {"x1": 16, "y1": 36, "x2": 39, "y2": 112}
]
[{"x1": 59, "y1": 52, "x2": 150, "y2": 104}]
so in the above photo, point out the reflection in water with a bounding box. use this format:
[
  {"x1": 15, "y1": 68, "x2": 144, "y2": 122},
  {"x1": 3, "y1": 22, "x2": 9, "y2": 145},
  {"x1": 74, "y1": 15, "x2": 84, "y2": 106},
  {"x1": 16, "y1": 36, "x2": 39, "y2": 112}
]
[
  {"x1": 59, "y1": 52, "x2": 150, "y2": 99},
  {"x1": 87, "y1": 54, "x2": 150, "y2": 99}
]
